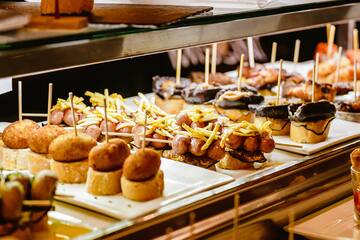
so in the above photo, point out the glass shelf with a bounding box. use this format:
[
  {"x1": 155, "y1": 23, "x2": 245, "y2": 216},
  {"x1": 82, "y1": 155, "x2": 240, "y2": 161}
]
[{"x1": 0, "y1": 0, "x2": 359, "y2": 78}]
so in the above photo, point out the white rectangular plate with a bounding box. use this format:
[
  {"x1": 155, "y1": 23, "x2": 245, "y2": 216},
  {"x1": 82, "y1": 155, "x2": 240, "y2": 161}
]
[
  {"x1": 55, "y1": 158, "x2": 234, "y2": 220},
  {"x1": 273, "y1": 119, "x2": 360, "y2": 155}
]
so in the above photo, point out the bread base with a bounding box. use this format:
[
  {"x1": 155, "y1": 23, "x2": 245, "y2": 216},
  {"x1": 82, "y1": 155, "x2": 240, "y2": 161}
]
[
  {"x1": 121, "y1": 170, "x2": 164, "y2": 201},
  {"x1": 255, "y1": 117, "x2": 290, "y2": 136},
  {"x1": 86, "y1": 167, "x2": 122, "y2": 195},
  {"x1": 50, "y1": 159, "x2": 88, "y2": 183},
  {"x1": 155, "y1": 95, "x2": 185, "y2": 115},
  {"x1": 290, "y1": 118, "x2": 333, "y2": 144},
  {"x1": 1, "y1": 147, "x2": 29, "y2": 170},
  {"x1": 27, "y1": 152, "x2": 51, "y2": 174},
  {"x1": 182, "y1": 103, "x2": 215, "y2": 111},
  {"x1": 215, "y1": 106, "x2": 253, "y2": 122},
  {"x1": 217, "y1": 153, "x2": 253, "y2": 170}
]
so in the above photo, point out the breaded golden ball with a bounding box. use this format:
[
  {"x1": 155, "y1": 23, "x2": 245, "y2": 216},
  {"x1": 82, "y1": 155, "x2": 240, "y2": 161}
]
[
  {"x1": 49, "y1": 133, "x2": 97, "y2": 162},
  {"x1": 123, "y1": 148, "x2": 161, "y2": 181},
  {"x1": 2, "y1": 119, "x2": 39, "y2": 149},
  {"x1": 28, "y1": 125, "x2": 67, "y2": 154},
  {"x1": 89, "y1": 138, "x2": 130, "y2": 172}
]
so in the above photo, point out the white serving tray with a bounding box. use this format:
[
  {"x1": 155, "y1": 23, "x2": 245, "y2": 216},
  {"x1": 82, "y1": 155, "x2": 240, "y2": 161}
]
[
  {"x1": 55, "y1": 158, "x2": 234, "y2": 220},
  {"x1": 273, "y1": 118, "x2": 360, "y2": 155}
]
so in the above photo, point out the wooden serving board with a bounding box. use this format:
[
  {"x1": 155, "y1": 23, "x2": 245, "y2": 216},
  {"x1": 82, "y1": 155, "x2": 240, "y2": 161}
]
[{"x1": 0, "y1": 2, "x2": 213, "y2": 26}]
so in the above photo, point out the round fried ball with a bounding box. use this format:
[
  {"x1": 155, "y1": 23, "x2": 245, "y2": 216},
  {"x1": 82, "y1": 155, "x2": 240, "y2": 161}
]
[
  {"x1": 2, "y1": 119, "x2": 39, "y2": 149},
  {"x1": 123, "y1": 148, "x2": 161, "y2": 181},
  {"x1": 28, "y1": 125, "x2": 67, "y2": 154},
  {"x1": 49, "y1": 133, "x2": 97, "y2": 162},
  {"x1": 89, "y1": 138, "x2": 130, "y2": 172}
]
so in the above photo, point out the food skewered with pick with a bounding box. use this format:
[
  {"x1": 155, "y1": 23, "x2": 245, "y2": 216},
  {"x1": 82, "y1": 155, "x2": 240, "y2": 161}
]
[
  {"x1": 27, "y1": 125, "x2": 67, "y2": 174},
  {"x1": 245, "y1": 67, "x2": 287, "y2": 96},
  {"x1": 0, "y1": 170, "x2": 57, "y2": 238},
  {"x1": 122, "y1": 148, "x2": 164, "y2": 202},
  {"x1": 50, "y1": 95, "x2": 87, "y2": 126},
  {"x1": 87, "y1": 138, "x2": 130, "y2": 195},
  {"x1": 282, "y1": 79, "x2": 336, "y2": 102},
  {"x1": 49, "y1": 132, "x2": 97, "y2": 183},
  {"x1": 1, "y1": 119, "x2": 39, "y2": 170},
  {"x1": 214, "y1": 88, "x2": 264, "y2": 122},
  {"x1": 289, "y1": 101, "x2": 336, "y2": 143},
  {"x1": 153, "y1": 75, "x2": 192, "y2": 114},
  {"x1": 218, "y1": 121, "x2": 275, "y2": 170},
  {"x1": 250, "y1": 102, "x2": 291, "y2": 136},
  {"x1": 190, "y1": 71, "x2": 235, "y2": 86},
  {"x1": 181, "y1": 83, "x2": 223, "y2": 110}
]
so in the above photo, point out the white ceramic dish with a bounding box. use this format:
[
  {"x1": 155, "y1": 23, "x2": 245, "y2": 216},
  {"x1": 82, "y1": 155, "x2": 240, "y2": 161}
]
[
  {"x1": 55, "y1": 158, "x2": 234, "y2": 219},
  {"x1": 273, "y1": 118, "x2": 360, "y2": 155}
]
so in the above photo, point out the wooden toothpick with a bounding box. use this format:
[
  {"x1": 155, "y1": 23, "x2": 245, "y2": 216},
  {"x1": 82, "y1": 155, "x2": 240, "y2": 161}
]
[
  {"x1": 211, "y1": 43, "x2": 217, "y2": 74},
  {"x1": 232, "y1": 193, "x2": 240, "y2": 240},
  {"x1": 142, "y1": 110, "x2": 148, "y2": 150},
  {"x1": 205, "y1": 48, "x2": 210, "y2": 85},
  {"x1": 327, "y1": 25, "x2": 336, "y2": 58},
  {"x1": 276, "y1": 59, "x2": 283, "y2": 106},
  {"x1": 354, "y1": 28, "x2": 359, "y2": 51},
  {"x1": 335, "y1": 46, "x2": 343, "y2": 83},
  {"x1": 312, "y1": 53, "x2": 320, "y2": 102},
  {"x1": 18, "y1": 81, "x2": 22, "y2": 121},
  {"x1": 326, "y1": 23, "x2": 331, "y2": 43},
  {"x1": 270, "y1": 42, "x2": 277, "y2": 64},
  {"x1": 238, "y1": 54, "x2": 245, "y2": 92},
  {"x1": 103, "y1": 99, "x2": 109, "y2": 143},
  {"x1": 247, "y1": 37, "x2": 255, "y2": 68},
  {"x1": 293, "y1": 39, "x2": 301, "y2": 64},
  {"x1": 47, "y1": 83, "x2": 53, "y2": 126},
  {"x1": 354, "y1": 60, "x2": 358, "y2": 101},
  {"x1": 288, "y1": 209, "x2": 295, "y2": 240},
  {"x1": 176, "y1": 49, "x2": 182, "y2": 86},
  {"x1": 69, "y1": 92, "x2": 78, "y2": 136}
]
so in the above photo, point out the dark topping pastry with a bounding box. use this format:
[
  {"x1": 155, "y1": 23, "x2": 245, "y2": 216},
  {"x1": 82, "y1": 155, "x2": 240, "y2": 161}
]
[
  {"x1": 182, "y1": 83, "x2": 222, "y2": 104},
  {"x1": 289, "y1": 101, "x2": 336, "y2": 122},
  {"x1": 338, "y1": 100, "x2": 360, "y2": 113},
  {"x1": 251, "y1": 104, "x2": 289, "y2": 119},
  {"x1": 152, "y1": 76, "x2": 191, "y2": 99},
  {"x1": 215, "y1": 90, "x2": 264, "y2": 110}
]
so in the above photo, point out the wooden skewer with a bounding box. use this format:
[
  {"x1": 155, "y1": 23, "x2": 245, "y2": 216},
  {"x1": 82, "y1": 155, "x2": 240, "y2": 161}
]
[
  {"x1": 142, "y1": 111, "x2": 148, "y2": 150},
  {"x1": 293, "y1": 39, "x2": 301, "y2": 65},
  {"x1": 354, "y1": 28, "x2": 359, "y2": 51},
  {"x1": 176, "y1": 49, "x2": 182, "y2": 86},
  {"x1": 47, "y1": 83, "x2": 53, "y2": 125},
  {"x1": 23, "y1": 200, "x2": 52, "y2": 207},
  {"x1": 205, "y1": 48, "x2": 210, "y2": 85},
  {"x1": 103, "y1": 99, "x2": 109, "y2": 143},
  {"x1": 335, "y1": 46, "x2": 343, "y2": 83},
  {"x1": 211, "y1": 43, "x2": 217, "y2": 74},
  {"x1": 327, "y1": 25, "x2": 336, "y2": 58},
  {"x1": 247, "y1": 37, "x2": 255, "y2": 68},
  {"x1": 104, "y1": 88, "x2": 109, "y2": 108},
  {"x1": 270, "y1": 42, "x2": 277, "y2": 64},
  {"x1": 354, "y1": 60, "x2": 358, "y2": 101},
  {"x1": 232, "y1": 193, "x2": 240, "y2": 240},
  {"x1": 69, "y1": 92, "x2": 78, "y2": 136},
  {"x1": 312, "y1": 53, "x2": 320, "y2": 103},
  {"x1": 238, "y1": 54, "x2": 245, "y2": 91},
  {"x1": 102, "y1": 132, "x2": 172, "y2": 144},
  {"x1": 22, "y1": 113, "x2": 48, "y2": 117},
  {"x1": 18, "y1": 81, "x2": 22, "y2": 121},
  {"x1": 276, "y1": 59, "x2": 283, "y2": 106}
]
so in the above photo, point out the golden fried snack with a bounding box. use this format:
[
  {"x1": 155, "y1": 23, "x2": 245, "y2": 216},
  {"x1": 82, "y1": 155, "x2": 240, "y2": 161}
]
[
  {"x1": 123, "y1": 148, "x2": 161, "y2": 181},
  {"x1": 28, "y1": 125, "x2": 67, "y2": 154},
  {"x1": 49, "y1": 133, "x2": 96, "y2": 161},
  {"x1": 2, "y1": 120, "x2": 39, "y2": 149},
  {"x1": 31, "y1": 170, "x2": 58, "y2": 200},
  {"x1": 89, "y1": 139, "x2": 130, "y2": 172}
]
